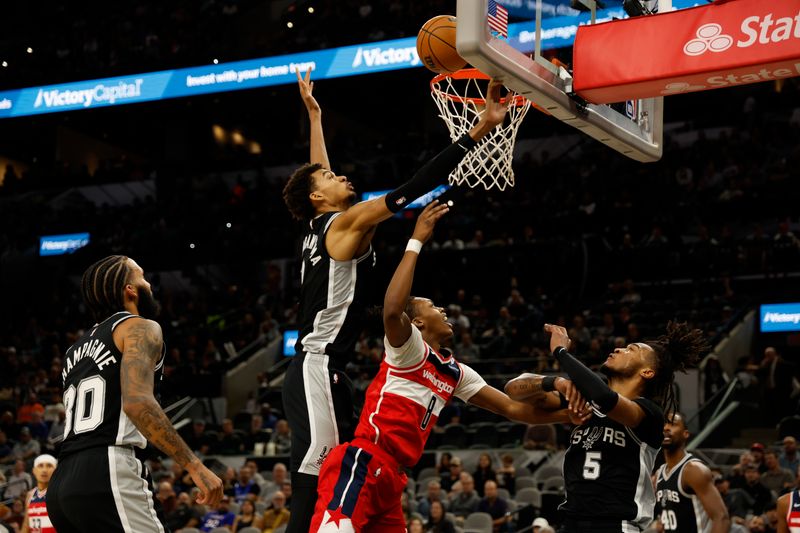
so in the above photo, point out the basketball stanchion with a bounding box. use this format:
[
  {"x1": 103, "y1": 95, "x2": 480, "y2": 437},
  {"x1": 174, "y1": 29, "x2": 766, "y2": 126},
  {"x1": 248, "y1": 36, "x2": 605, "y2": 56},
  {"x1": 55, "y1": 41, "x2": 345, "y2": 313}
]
[{"x1": 430, "y1": 68, "x2": 531, "y2": 191}]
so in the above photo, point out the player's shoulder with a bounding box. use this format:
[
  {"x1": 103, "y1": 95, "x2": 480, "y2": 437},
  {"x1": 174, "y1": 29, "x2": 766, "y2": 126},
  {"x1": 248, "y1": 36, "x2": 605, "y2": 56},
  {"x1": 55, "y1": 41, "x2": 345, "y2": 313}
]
[{"x1": 682, "y1": 456, "x2": 713, "y2": 485}]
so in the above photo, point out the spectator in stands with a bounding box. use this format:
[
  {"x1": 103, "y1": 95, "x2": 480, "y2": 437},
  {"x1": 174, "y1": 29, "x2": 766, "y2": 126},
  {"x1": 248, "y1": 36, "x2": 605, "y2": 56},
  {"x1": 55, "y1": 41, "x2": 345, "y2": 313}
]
[
  {"x1": 11, "y1": 427, "x2": 40, "y2": 464},
  {"x1": 757, "y1": 347, "x2": 795, "y2": 424},
  {"x1": 473, "y1": 453, "x2": 497, "y2": 497},
  {"x1": 262, "y1": 462, "x2": 288, "y2": 497},
  {"x1": 440, "y1": 456, "x2": 463, "y2": 492},
  {"x1": 244, "y1": 414, "x2": 265, "y2": 451},
  {"x1": 425, "y1": 500, "x2": 455, "y2": 533},
  {"x1": 232, "y1": 499, "x2": 262, "y2": 532},
  {"x1": 165, "y1": 491, "x2": 202, "y2": 532},
  {"x1": 0, "y1": 431, "x2": 11, "y2": 464},
  {"x1": 261, "y1": 490, "x2": 290, "y2": 532},
  {"x1": 185, "y1": 419, "x2": 212, "y2": 454},
  {"x1": 497, "y1": 454, "x2": 516, "y2": 495},
  {"x1": 3, "y1": 460, "x2": 32, "y2": 500},
  {"x1": 715, "y1": 475, "x2": 753, "y2": 523},
  {"x1": 568, "y1": 315, "x2": 592, "y2": 352},
  {"x1": 157, "y1": 481, "x2": 177, "y2": 516},
  {"x1": 780, "y1": 437, "x2": 799, "y2": 473},
  {"x1": 218, "y1": 418, "x2": 245, "y2": 455},
  {"x1": 259, "y1": 403, "x2": 278, "y2": 431},
  {"x1": 750, "y1": 443, "x2": 767, "y2": 474},
  {"x1": 742, "y1": 464, "x2": 774, "y2": 515},
  {"x1": 532, "y1": 517, "x2": 550, "y2": 532},
  {"x1": 760, "y1": 450, "x2": 795, "y2": 494},
  {"x1": 233, "y1": 465, "x2": 261, "y2": 503},
  {"x1": 417, "y1": 479, "x2": 447, "y2": 518},
  {"x1": 16, "y1": 393, "x2": 44, "y2": 424},
  {"x1": 280, "y1": 480, "x2": 293, "y2": 509},
  {"x1": 4, "y1": 499, "x2": 24, "y2": 531},
  {"x1": 244, "y1": 460, "x2": 266, "y2": 486},
  {"x1": 448, "y1": 473, "x2": 480, "y2": 521},
  {"x1": 26, "y1": 411, "x2": 48, "y2": 442},
  {"x1": 478, "y1": 480, "x2": 511, "y2": 532},
  {"x1": 762, "y1": 502, "x2": 779, "y2": 532},
  {"x1": 269, "y1": 419, "x2": 291, "y2": 455},
  {"x1": 748, "y1": 514, "x2": 766, "y2": 532},
  {"x1": 199, "y1": 495, "x2": 236, "y2": 532},
  {"x1": 455, "y1": 332, "x2": 480, "y2": 362},
  {"x1": 407, "y1": 516, "x2": 425, "y2": 533},
  {"x1": 436, "y1": 453, "x2": 452, "y2": 475}
]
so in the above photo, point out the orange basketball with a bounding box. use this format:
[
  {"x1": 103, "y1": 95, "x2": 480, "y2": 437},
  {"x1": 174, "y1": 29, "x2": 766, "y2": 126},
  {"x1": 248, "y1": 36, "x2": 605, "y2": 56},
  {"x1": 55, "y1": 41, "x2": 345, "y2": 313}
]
[{"x1": 416, "y1": 15, "x2": 467, "y2": 74}]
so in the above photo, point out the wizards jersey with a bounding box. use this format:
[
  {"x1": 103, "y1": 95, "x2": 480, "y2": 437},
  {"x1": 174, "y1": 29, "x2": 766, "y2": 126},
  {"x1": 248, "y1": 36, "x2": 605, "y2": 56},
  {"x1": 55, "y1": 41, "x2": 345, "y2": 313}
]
[{"x1": 354, "y1": 325, "x2": 486, "y2": 467}]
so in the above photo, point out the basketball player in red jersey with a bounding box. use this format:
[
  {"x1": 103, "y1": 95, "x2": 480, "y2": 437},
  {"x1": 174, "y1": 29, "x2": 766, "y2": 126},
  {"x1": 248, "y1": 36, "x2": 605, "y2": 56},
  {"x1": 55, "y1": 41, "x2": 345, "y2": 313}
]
[
  {"x1": 309, "y1": 201, "x2": 589, "y2": 532},
  {"x1": 777, "y1": 488, "x2": 800, "y2": 533},
  {"x1": 21, "y1": 454, "x2": 57, "y2": 533}
]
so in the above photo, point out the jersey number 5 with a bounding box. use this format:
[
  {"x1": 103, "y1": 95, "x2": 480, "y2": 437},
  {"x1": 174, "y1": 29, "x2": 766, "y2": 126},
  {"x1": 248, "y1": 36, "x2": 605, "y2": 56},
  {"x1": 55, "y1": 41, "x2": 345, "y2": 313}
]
[
  {"x1": 63, "y1": 375, "x2": 107, "y2": 438},
  {"x1": 582, "y1": 451, "x2": 602, "y2": 480}
]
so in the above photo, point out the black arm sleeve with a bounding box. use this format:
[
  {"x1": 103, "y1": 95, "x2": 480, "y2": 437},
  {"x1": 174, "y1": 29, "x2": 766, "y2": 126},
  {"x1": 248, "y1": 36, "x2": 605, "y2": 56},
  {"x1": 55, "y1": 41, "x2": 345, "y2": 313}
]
[
  {"x1": 553, "y1": 346, "x2": 620, "y2": 413},
  {"x1": 384, "y1": 133, "x2": 477, "y2": 212}
]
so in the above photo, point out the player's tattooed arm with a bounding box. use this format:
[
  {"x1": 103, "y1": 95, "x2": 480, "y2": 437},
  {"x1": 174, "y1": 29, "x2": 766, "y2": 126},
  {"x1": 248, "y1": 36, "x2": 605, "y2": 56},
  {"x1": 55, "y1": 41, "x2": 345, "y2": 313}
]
[
  {"x1": 504, "y1": 373, "x2": 551, "y2": 402},
  {"x1": 120, "y1": 319, "x2": 195, "y2": 468}
]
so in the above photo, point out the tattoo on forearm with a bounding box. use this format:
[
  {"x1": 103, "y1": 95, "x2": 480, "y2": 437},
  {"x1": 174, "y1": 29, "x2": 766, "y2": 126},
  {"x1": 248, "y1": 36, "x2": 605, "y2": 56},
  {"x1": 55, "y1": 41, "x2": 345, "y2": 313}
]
[{"x1": 121, "y1": 321, "x2": 196, "y2": 468}]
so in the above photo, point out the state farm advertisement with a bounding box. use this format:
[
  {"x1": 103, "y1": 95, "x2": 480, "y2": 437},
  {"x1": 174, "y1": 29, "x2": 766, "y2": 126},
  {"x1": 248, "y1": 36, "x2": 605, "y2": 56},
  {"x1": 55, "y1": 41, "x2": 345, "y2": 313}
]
[{"x1": 572, "y1": 0, "x2": 800, "y2": 103}]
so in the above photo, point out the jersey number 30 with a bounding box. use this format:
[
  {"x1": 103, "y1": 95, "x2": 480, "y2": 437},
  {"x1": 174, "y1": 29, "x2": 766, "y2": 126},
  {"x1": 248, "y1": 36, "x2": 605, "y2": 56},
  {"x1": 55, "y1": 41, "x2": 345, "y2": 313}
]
[
  {"x1": 63, "y1": 375, "x2": 107, "y2": 437},
  {"x1": 582, "y1": 451, "x2": 602, "y2": 480}
]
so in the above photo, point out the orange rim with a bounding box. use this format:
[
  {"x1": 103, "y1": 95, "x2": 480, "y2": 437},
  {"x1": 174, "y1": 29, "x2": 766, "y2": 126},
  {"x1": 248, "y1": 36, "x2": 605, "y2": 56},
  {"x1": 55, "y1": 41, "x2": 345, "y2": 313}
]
[{"x1": 430, "y1": 68, "x2": 528, "y2": 107}]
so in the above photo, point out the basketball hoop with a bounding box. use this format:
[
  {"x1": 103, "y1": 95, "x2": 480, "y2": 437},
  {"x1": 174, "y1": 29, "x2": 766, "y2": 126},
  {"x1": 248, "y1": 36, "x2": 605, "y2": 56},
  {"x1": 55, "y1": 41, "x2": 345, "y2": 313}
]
[{"x1": 430, "y1": 68, "x2": 531, "y2": 191}]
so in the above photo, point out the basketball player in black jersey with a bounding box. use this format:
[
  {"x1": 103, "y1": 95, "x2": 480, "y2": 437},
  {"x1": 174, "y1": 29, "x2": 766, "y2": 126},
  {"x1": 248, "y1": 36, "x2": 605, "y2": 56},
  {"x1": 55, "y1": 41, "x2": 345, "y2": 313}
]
[
  {"x1": 281, "y1": 68, "x2": 511, "y2": 532},
  {"x1": 506, "y1": 322, "x2": 706, "y2": 532},
  {"x1": 654, "y1": 412, "x2": 729, "y2": 533},
  {"x1": 47, "y1": 256, "x2": 223, "y2": 533}
]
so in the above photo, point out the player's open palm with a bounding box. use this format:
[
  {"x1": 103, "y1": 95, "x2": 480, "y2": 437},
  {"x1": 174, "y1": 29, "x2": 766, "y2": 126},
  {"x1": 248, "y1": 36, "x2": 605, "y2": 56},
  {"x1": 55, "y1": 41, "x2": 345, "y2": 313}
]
[
  {"x1": 483, "y1": 78, "x2": 511, "y2": 127},
  {"x1": 189, "y1": 462, "x2": 224, "y2": 508},
  {"x1": 412, "y1": 200, "x2": 449, "y2": 244},
  {"x1": 296, "y1": 67, "x2": 321, "y2": 115}
]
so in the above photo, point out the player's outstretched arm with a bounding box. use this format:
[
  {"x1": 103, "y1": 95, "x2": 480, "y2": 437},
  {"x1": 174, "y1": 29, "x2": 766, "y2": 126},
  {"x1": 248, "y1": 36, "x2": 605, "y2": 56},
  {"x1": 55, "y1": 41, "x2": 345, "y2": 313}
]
[
  {"x1": 117, "y1": 318, "x2": 223, "y2": 508},
  {"x1": 544, "y1": 323, "x2": 648, "y2": 428},
  {"x1": 683, "y1": 461, "x2": 731, "y2": 533},
  {"x1": 468, "y1": 384, "x2": 591, "y2": 426},
  {"x1": 297, "y1": 67, "x2": 330, "y2": 170},
  {"x1": 332, "y1": 79, "x2": 511, "y2": 235},
  {"x1": 777, "y1": 492, "x2": 790, "y2": 533},
  {"x1": 383, "y1": 201, "x2": 449, "y2": 347}
]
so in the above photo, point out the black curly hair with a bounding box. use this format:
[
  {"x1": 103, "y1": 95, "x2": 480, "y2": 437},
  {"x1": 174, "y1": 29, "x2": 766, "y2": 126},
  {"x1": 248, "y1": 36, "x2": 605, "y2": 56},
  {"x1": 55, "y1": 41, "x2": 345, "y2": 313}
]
[
  {"x1": 645, "y1": 321, "x2": 708, "y2": 419},
  {"x1": 283, "y1": 162, "x2": 323, "y2": 221}
]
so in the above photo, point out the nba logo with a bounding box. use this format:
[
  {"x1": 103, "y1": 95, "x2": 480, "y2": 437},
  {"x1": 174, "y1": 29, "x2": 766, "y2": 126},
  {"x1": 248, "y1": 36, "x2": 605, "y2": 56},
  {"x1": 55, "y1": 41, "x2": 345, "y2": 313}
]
[{"x1": 625, "y1": 100, "x2": 638, "y2": 121}]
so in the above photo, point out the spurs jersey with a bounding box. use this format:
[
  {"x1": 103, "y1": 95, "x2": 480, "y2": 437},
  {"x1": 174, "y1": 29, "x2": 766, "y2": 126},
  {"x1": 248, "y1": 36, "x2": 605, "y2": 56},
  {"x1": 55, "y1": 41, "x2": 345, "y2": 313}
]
[
  {"x1": 26, "y1": 487, "x2": 55, "y2": 533},
  {"x1": 559, "y1": 397, "x2": 664, "y2": 530},
  {"x1": 354, "y1": 325, "x2": 487, "y2": 467},
  {"x1": 59, "y1": 311, "x2": 165, "y2": 457},
  {"x1": 655, "y1": 453, "x2": 711, "y2": 533},
  {"x1": 786, "y1": 489, "x2": 800, "y2": 532},
  {"x1": 297, "y1": 211, "x2": 376, "y2": 363}
]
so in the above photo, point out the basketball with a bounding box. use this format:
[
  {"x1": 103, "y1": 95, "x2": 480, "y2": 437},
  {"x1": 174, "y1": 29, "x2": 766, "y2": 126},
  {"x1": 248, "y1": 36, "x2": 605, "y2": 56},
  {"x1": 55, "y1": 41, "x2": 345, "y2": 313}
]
[{"x1": 416, "y1": 15, "x2": 467, "y2": 74}]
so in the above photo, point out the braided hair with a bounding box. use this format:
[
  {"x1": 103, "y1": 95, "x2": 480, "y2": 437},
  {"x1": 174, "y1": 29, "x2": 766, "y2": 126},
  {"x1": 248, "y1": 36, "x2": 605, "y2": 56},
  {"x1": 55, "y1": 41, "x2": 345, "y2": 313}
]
[
  {"x1": 646, "y1": 321, "x2": 708, "y2": 419},
  {"x1": 81, "y1": 255, "x2": 132, "y2": 322}
]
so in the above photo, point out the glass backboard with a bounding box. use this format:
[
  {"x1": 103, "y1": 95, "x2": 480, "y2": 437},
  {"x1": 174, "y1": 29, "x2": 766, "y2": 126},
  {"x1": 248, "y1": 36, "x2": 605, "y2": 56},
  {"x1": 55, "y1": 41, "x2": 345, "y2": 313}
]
[{"x1": 456, "y1": 0, "x2": 666, "y2": 162}]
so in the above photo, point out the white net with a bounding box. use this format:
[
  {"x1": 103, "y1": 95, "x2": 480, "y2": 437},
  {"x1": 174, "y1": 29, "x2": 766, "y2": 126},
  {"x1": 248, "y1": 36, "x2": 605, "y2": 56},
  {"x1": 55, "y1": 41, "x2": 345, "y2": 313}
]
[{"x1": 430, "y1": 71, "x2": 531, "y2": 191}]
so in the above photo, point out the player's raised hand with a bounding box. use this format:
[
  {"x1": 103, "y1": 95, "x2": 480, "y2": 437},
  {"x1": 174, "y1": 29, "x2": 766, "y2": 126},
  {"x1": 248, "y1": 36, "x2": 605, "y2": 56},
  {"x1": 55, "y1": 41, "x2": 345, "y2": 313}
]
[
  {"x1": 557, "y1": 379, "x2": 593, "y2": 425},
  {"x1": 187, "y1": 461, "x2": 223, "y2": 508},
  {"x1": 544, "y1": 323, "x2": 571, "y2": 354},
  {"x1": 296, "y1": 67, "x2": 321, "y2": 116},
  {"x1": 482, "y1": 78, "x2": 511, "y2": 128},
  {"x1": 411, "y1": 200, "x2": 449, "y2": 244}
]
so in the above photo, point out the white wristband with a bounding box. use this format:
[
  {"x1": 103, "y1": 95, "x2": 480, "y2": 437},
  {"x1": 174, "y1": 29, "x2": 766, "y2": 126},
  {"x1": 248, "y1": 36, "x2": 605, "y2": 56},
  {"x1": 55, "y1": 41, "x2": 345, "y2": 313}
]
[{"x1": 405, "y1": 239, "x2": 423, "y2": 254}]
